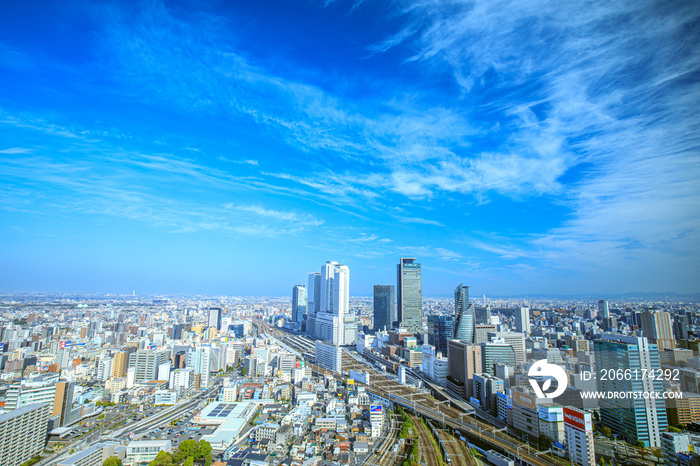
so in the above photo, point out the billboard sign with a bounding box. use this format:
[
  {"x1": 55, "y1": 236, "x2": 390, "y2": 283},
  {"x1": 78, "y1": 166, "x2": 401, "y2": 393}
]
[
  {"x1": 538, "y1": 405, "x2": 563, "y2": 422},
  {"x1": 370, "y1": 405, "x2": 382, "y2": 413},
  {"x1": 513, "y1": 390, "x2": 536, "y2": 410},
  {"x1": 563, "y1": 407, "x2": 592, "y2": 432},
  {"x1": 59, "y1": 340, "x2": 71, "y2": 349}
]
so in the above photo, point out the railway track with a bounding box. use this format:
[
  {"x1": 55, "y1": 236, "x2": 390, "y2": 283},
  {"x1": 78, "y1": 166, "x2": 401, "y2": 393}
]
[
  {"x1": 365, "y1": 413, "x2": 402, "y2": 466},
  {"x1": 411, "y1": 414, "x2": 442, "y2": 466},
  {"x1": 253, "y1": 320, "x2": 565, "y2": 466}
]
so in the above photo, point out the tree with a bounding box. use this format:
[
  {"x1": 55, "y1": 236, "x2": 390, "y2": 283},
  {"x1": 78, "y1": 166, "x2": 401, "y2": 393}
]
[
  {"x1": 537, "y1": 434, "x2": 553, "y2": 451},
  {"x1": 240, "y1": 366, "x2": 247, "y2": 376},
  {"x1": 599, "y1": 458, "x2": 606, "y2": 466},
  {"x1": 636, "y1": 440, "x2": 646, "y2": 448},
  {"x1": 668, "y1": 426, "x2": 682, "y2": 433},
  {"x1": 602, "y1": 427, "x2": 612, "y2": 438},
  {"x1": 103, "y1": 457, "x2": 123, "y2": 466}
]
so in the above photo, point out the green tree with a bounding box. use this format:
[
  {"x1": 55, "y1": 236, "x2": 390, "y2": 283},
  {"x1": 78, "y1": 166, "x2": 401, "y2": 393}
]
[
  {"x1": 636, "y1": 440, "x2": 646, "y2": 448},
  {"x1": 601, "y1": 427, "x2": 612, "y2": 437},
  {"x1": 668, "y1": 426, "x2": 682, "y2": 433},
  {"x1": 240, "y1": 366, "x2": 247, "y2": 376},
  {"x1": 103, "y1": 457, "x2": 123, "y2": 466},
  {"x1": 537, "y1": 434, "x2": 553, "y2": 451}
]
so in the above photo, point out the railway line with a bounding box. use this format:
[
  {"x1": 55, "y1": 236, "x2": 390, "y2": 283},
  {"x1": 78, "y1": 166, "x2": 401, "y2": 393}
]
[
  {"x1": 253, "y1": 320, "x2": 567, "y2": 466},
  {"x1": 364, "y1": 413, "x2": 402, "y2": 466},
  {"x1": 411, "y1": 414, "x2": 442, "y2": 466}
]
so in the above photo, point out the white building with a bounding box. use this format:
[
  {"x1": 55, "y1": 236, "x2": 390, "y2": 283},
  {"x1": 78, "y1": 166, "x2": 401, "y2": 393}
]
[
  {"x1": 515, "y1": 307, "x2": 531, "y2": 334},
  {"x1": 154, "y1": 390, "x2": 178, "y2": 405},
  {"x1": 187, "y1": 346, "x2": 211, "y2": 388},
  {"x1": 370, "y1": 405, "x2": 384, "y2": 438},
  {"x1": 125, "y1": 440, "x2": 172, "y2": 466},
  {"x1": 96, "y1": 357, "x2": 113, "y2": 382},
  {"x1": 564, "y1": 406, "x2": 595, "y2": 466},
  {"x1": 315, "y1": 341, "x2": 342, "y2": 372},
  {"x1": 0, "y1": 402, "x2": 51, "y2": 466},
  {"x1": 169, "y1": 368, "x2": 195, "y2": 396}
]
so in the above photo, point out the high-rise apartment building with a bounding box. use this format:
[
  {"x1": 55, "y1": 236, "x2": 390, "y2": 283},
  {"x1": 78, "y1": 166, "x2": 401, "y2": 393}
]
[
  {"x1": 5, "y1": 374, "x2": 58, "y2": 409},
  {"x1": 515, "y1": 307, "x2": 531, "y2": 334},
  {"x1": 373, "y1": 285, "x2": 396, "y2": 333},
  {"x1": 397, "y1": 258, "x2": 422, "y2": 334},
  {"x1": 208, "y1": 307, "x2": 222, "y2": 331},
  {"x1": 171, "y1": 323, "x2": 184, "y2": 340},
  {"x1": 640, "y1": 309, "x2": 675, "y2": 351},
  {"x1": 595, "y1": 334, "x2": 668, "y2": 447},
  {"x1": 187, "y1": 346, "x2": 212, "y2": 388},
  {"x1": 292, "y1": 285, "x2": 307, "y2": 324},
  {"x1": 112, "y1": 351, "x2": 128, "y2": 378},
  {"x1": 454, "y1": 284, "x2": 475, "y2": 342},
  {"x1": 564, "y1": 406, "x2": 595, "y2": 466},
  {"x1": 427, "y1": 314, "x2": 454, "y2": 356},
  {"x1": 0, "y1": 402, "x2": 50, "y2": 466},
  {"x1": 598, "y1": 300, "x2": 610, "y2": 319}
]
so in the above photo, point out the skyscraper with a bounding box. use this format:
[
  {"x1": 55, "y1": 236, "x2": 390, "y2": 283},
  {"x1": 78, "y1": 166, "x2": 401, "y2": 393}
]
[
  {"x1": 397, "y1": 257, "x2": 422, "y2": 334},
  {"x1": 454, "y1": 284, "x2": 475, "y2": 342},
  {"x1": 208, "y1": 307, "x2": 222, "y2": 331},
  {"x1": 595, "y1": 334, "x2": 668, "y2": 447},
  {"x1": 447, "y1": 340, "x2": 482, "y2": 400},
  {"x1": 427, "y1": 314, "x2": 454, "y2": 356},
  {"x1": 306, "y1": 272, "x2": 321, "y2": 339},
  {"x1": 292, "y1": 285, "x2": 307, "y2": 324},
  {"x1": 0, "y1": 403, "x2": 50, "y2": 466},
  {"x1": 373, "y1": 285, "x2": 396, "y2": 333},
  {"x1": 187, "y1": 346, "x2": 212, "y2": 388},
  {"x1": 597, "y1": 300, "x2": 610, "y2": 319},
  {"x1": 313, "y1": 261, "x2": 350, "y2": 346},
  {"x1": 128, "y1": 350, "x2": 168, "y2": 382},
  {"x1": 52, "y1": 381, "x2": 75, "y2": 427},
  {"x1": 515, "y1": 307, "x2": 530, "y2": 334}
]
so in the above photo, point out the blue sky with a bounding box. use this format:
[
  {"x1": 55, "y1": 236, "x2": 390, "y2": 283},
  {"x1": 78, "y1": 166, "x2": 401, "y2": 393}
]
[{"x1": 1, "y1": 0, "x2": 698, "y2": 296}]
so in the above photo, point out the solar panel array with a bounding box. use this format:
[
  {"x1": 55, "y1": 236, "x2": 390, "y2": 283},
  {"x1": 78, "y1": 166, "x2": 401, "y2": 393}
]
[{"x1": 208, "y1": 403, "x2": 237, "y2": 418}]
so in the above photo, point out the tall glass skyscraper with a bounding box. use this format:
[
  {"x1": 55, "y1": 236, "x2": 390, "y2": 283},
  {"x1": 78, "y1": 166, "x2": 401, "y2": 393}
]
[
  {"x1": 594, "y1": 334, "x2": 668, "y2": 447},
  {"x1": 454, "y1": 284, "x2": 475, "y2": 343},
  {"x1": 373, "y1": 285, "x2": 395, "y2": 333},
  {"x1": 306, "y1": 272, "x2": 321, "y2": 339},
  {"x1": 397, "y1": 257, "x2": 422, "y2": 334},
  {"x1": 292, "y1": 285, "x2": 307, "y2": 323},
  {"x1": 427, "y1": 314, "x2": 454, "y2": 356}
]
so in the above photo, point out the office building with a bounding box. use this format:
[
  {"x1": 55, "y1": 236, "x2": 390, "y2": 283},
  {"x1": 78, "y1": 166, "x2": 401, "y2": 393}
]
[
  {"x1": 315, "y1": 341, "x2": 342, "y2": 372},
  {"x1": 447, "y1": 340, "x2": 482, "y2": 400},
  {"x1": 397, "y1": 258, "x2": 422, "y2": 334},
  {"x1": 511, "y1": 388, "x2": 540, "y2": 440},
  {"x1": 454, "y1": 284, "x2": 475, "y2": 343},
  {"x1": 169, "y1": 368, "x2": 195, "y2": 396},
  {"x1": 311, "y1": 261, "x2": 350, "y2": 346},
  {"x1": 475, "y1": 306, "x2": 491, "y2": 325},
  {"x1": 208, "y1": 307, "x2": 222, "y2": 331},
  {"x1": 481, "y1": 341, "x2": 516, "y2": 375},
  {"x1": 538, "y1": 405, "x2": 565, "y2": 445},
  {"x1": 564, "y1": 406, "x2": 595, "y2": 466},
  {"x1": 0, "y1": 402, "x2": 51, "y2": 466},
  {"x1": 125, "y1": 440, "x2": 172, "y2": 465},
  {"x1": 187, "y1": 346, "x2": 212, "y2": 388},
  {"x1": 475, "y1": 324, "x2": 497, "y2": 345},
  {"x1": 171, "y1": 324, "x2": 184, "y2": 340},
  {"x1": 128, "y1": 350, "x2": 168, "y2": 382},
  {"x1": 515, "y1": 307, "x2": 531, "y2": 334},
  {"x1": 488, "y1": 332, "x2": 526, "y2": 365},
  {"x1": 473, "y1": 373, "x2": 504, "y2": 414},
  {"x1": 598, "y1": 300, "x2": 610, "y2": 319},
  {"x1": 52, "y1": 381, "x2": 75, "y2": 427},
  {"x1": 667, "y1": 392, "x2": 700, "y2": 426},
  {"x1": 292, "y1": 285, "x2": 307, "y2": 324},
  {"x1": 662, "y1": 432, "x2": 692, "y2": 466},
  {"x1": 595, "y1": 334, "x2": 668, "y2": 447},
  {"x1": 427, "y1": 314, "x2": 455, "y2": 356},
  {"x1": 306, "y1": 272, "x2": 321, "y2": 339},
  {"x1": 373, "y1": 285, "x2": 396, "y2": 333},
  {"x1": 640, "y1": 309, "x2": 676, "y2": 351}
]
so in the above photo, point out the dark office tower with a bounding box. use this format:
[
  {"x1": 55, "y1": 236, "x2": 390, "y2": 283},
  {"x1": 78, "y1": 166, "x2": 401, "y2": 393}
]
[
  {"x1": 427, "y1": 314, "x2": 454, "y2": 356},
  {"x1": 292, "y1": 285, "x2": 307, "y2": 324},
  {"x1": 52, "y1": 381, "x2": 75, "y2": 427},
  {"x1": 173, "y1": 351, "x2": 187, "y2": 369},
  {"x1": 397, "y1": 257, "x2": 422, "y2": 334},
  {"x1": 172, "y1": 324, "x2": 184, "y2": 340},
  {"x1": 475, "y1": 306, "x2": 491, "y2": 325},
  {"x1": 598, "y1": 299, "x2": 610, "y2": 319},
  {"x1": 373, "y1": 285, "x2": 396, "y2": 333},
  {"x1": 306, "y1": 272, "x2": 321, "y2": 338},
  {"x1": 208, "y1": 307, "x2": 222, "y2": 331},
  {"x1": 454, "y1": 284, "x2": 475, "y2": 343}
]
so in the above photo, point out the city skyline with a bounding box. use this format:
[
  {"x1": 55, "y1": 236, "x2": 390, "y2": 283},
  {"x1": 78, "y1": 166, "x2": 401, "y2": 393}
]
[{"x1": 1, "y1": 1, "x2": 699, "y2": 296}]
